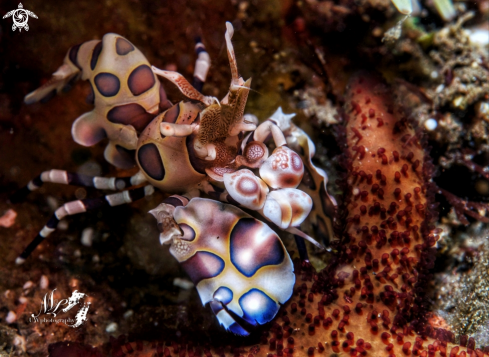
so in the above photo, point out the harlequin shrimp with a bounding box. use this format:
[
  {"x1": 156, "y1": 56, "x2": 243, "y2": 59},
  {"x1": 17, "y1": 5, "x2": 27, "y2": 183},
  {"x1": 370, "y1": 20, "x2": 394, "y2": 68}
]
[
  {"x1": 23, "y1": 32, "x2": 191, "y2": 168},
  {"x1": 10, "y1": 22, "x2": 336, "y2": 334},
  {"x1": 150, "y1": 197, "x2": 295, "y2": 335}
]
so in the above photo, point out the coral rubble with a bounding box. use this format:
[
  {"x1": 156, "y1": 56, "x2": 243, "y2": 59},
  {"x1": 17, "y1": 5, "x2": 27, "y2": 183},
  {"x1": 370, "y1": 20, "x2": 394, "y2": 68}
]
[{"x1": 436, "y1": 225, "x2": 489, "y2": 348}]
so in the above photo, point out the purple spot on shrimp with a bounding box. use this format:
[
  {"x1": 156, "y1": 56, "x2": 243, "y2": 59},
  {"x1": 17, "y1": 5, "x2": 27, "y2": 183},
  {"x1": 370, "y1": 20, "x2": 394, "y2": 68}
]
[
  {"x1": 179, "y1": 224, "x2": 196, "y2": 241},
  {"x1": 138, "y1": 143, "x2": 165, "y2": 181},
  {"x1": 90, "y1": 41, "x2": 103, "y2": 70},
  {"x1": 115, "y1": 37, "x2": 134, "y2": 55},
  {"x1": 68, "y1": 43, "x2": 82, "y2": 70},
  {"x1": 163, "y1": 103, "x2": 180, "y2": 124},
  {"x1": 94, "y1": 73, "x2": 120, "y2": 97},
  {"x1": 180, "y1": 251, "x2": 225, "y2": 285},
  {"x1": 239, "y1": 289, "x2": 279, "y2": 325},
  {"x1": 230, "y1": 218, "x2": 284, "y2": 277},
  {"x1": 107, "y1": 103, "x2": 154, "y2": 132},
  {"x1": 128, "y1": 65, "x2": 155, "y2": 96},
  {"x1": 214, "y1": 287, "x2": 233, "y2": 305}
]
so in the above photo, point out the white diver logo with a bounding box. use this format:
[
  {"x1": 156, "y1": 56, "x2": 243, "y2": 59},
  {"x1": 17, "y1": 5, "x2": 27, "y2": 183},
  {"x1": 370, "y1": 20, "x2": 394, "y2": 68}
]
[
  {"x1": 3, "y1": 3, "x2": 38, "y2": 32},
  {"x1": 30, "y1": 289, "x2": 91, "y2": 328}
]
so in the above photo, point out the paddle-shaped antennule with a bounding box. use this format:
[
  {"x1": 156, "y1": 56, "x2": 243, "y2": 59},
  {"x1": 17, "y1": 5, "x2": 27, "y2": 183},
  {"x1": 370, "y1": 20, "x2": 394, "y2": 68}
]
[
  {"x1": 198, "y1": 78, "x2": 254, "y2": 146},
  {"x1": 194, "y1": 22, "x2": 255, "y2": 147},
  {"x1": 225, "y1": 22, "x2": 240, "y2": 91}
]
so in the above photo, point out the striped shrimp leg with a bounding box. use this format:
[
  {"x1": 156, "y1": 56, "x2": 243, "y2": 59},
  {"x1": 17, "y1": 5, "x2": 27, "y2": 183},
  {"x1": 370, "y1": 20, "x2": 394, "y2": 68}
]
[
  {"x1": 15, "y1": 185, "x2": 154, "y2": 264},
  {"x1": 192, "y1": 36, "x2": 210, "y2": 92},
  {"x1": 10, "y1": 170, "x2": 147, "y2": 203}
]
